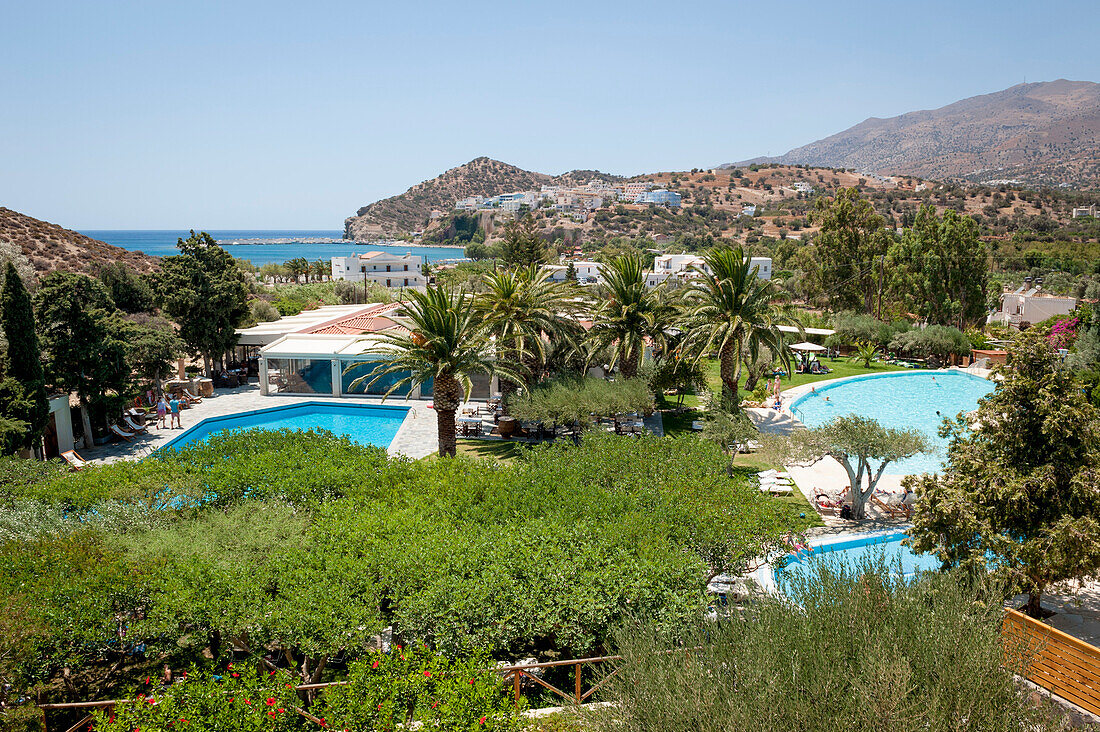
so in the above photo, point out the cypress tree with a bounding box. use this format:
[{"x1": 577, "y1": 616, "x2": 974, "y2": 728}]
[{"x1": 0, "y1": 262, "x2": 49, "y2": 449}]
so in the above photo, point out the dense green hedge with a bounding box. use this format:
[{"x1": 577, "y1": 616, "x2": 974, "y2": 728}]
[{"x1": 0, "y1": 430, "x2": 805, "y2": 703}]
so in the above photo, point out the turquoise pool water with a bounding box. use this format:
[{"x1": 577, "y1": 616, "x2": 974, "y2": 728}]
[
  {"x1": 159, "y1": 402, "x2": 409, "y2": 451},
  {"x1": 790, "y1": 371, "x2": 994, "y2": 475},
  {"x1": 775, "y1": 531, "x2": 940, "y2": 592}
]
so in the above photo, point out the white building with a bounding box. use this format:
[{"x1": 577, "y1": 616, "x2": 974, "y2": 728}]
[
  {"x1": 740, "y1": 204, "x2": 757, "y2": 217},
  {"x1": 988, "y1": 285, "x2": 1077, "y2": 329},
  {"x1": 793, "y1": 181, "x2": 815, "y2": 193},
  {"x1": 619, "y1": 182, "x2": 651, "y2": 201},
  {"x1": 1073, "y1": 205, "x2": 1097, "y2": 219},
  {"x1": 645, "y1": 254, "x2": 771, "y2": 287},
  {"x1": 544, "y1": 260, "x2": 604, "y2": 285},
  {"x1": 455, "y1": 196, "x2": 486, "y2": 211},
  {"x1": 330, "y1": 252, "x2": 426, "y2": 289}
]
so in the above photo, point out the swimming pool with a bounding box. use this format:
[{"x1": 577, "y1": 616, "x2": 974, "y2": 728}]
[
  {"x1": 790, "y1": 371, "x2": 994, "y2": 474},
  {"x1": 159, "y1": 402, "x2": 410, "y2": 451},
  {"x1": 772, "y1": 531, "x2": 940, "y2": 593}
]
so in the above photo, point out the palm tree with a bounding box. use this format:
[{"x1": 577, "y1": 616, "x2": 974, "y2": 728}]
[
  {"x1": 587, "y1": 254, "x2": 668, "y2": 379},
  {"x1": 474, "y1": 266, "x2": 583, "y2": 402},
  {"x1": 346, "y1": 285, "x2": 521, "y2": 457},
  {"x1": 311, "y1": 258, "x2": 329, "y2": 282},
  {"x1": 679, "y1": 247, "x2": 800, "y2": 410},
  {"x1": 287, "y1": 257, "x2": 309, "y2": 283}
]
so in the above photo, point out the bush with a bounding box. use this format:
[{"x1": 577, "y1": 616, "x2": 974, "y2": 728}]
[
  {"x1": 273, "y1": 298, "x2": 303, "y2": 317},
  {"x1": 507, "y1": 377, "x2": 654, "y2": 426},
  {"x1": 889, "y1": 325, "x2": 972, "y2": 359},
  {"x1": 3, "y1": 431, "x2": 804, "y2": 698},
  {"x1": 591, "y1": 565, "x2": 1067, "y2": 731},
  {"x1": 249, "y1": 299, "x2": 280, "y2": 323}
]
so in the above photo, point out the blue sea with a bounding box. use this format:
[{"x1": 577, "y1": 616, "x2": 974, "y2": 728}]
[{"x1": 83, "y1": 230, "x2": 466, "y2": 266}]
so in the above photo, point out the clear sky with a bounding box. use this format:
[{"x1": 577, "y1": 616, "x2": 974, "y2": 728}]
[{"x1": 1, "y1": 0, "x2": 1097, "y2": 229}]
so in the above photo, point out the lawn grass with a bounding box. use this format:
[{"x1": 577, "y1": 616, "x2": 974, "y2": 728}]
[
  {"x1": 455, "y1": 439, "x2": 530, "y2": 462},
  {"x1": 676, "y1": 356, "x2": 907, "y2": 409}
]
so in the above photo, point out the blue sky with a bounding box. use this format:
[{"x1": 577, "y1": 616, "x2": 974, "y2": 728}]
[{"x1": 1, "y1": 0, "x2": 1097, "y2": 229}]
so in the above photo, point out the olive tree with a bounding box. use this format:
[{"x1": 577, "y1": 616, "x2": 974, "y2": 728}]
[{"x1": 767, "y1": 415, "x2": 929, "y2": 520}]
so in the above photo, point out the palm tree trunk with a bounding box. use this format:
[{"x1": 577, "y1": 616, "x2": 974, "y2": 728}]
[
  {"x1": 433, "y1": 375, "x2": 461, "y2": 457},
  {"x1": 719, "y1": 342, "x2": 739, "y2": 410},
  {"x1": 620, "y1": 347, "x2": 640, "y2": 379}
]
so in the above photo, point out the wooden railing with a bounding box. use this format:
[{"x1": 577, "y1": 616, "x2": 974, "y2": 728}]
[
  {"x1": 36, "y1": 655, "x2": 624, "y2": 731},
  {"x1": 495, "y1": 654, "x2": 621, "y2": 706},
  {"x1": 1003, "y1": 608, "x2": 1100, "y2": 717}
]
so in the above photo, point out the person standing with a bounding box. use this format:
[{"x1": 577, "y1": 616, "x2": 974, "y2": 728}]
[
  {"x1": 169, "y1": 395, "x2": 181, "y2": 429},
  {"x1": 156, "y1": 396, "x2": 168, "y2": 429}
]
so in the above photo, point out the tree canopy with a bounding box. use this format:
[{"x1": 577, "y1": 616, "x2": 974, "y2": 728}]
[
  {"x1": 155, "y1": 231, "x2": 249, "y2": 375},
  {"x1": 506, "y1": 376, "x2": 654, "y2": 427},
  {"x1": 909, "y1": 332, "x2": 1100, "y2": 617},
  {"x1": 887, "y1": 206, "x2": 989, "y2": 328},
  {"x1": 811, "y1": 188, "x2": 893, "y2": 315},
  {"x1": 0, "y1": 263, "x2": 48, "y2": 453}
]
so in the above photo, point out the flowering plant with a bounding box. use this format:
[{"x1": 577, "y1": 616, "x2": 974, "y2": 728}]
[
  {"x1": 316, "y1": 647, "x2": 524, "y2": 731},
  {"x1": 91, "y1": 666, "x2": 300, "y2": 732},
  {"x1": 1048, "y1": 316, "x2": 1079, "y2": 350}
]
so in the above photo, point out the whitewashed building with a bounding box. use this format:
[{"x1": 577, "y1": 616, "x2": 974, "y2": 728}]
[
  {"x1": 330, "y1": 252, "x2": 426, "y2": 289},
  {"x1": 646, "y1": 254, "x2": 772, "y2": 287},
  {"x1": 988, "y1": 283, "x2": 1077, "y2": 328}
]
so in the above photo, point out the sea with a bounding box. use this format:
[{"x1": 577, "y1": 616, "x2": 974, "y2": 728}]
[{"x1": 82, "y1": 230, "x2": 466, "y2": 267}]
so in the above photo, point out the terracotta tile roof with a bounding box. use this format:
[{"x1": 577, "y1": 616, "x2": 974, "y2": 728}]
[{"x1": 305, "y1": 303, "x2": 404, "y2": 336}]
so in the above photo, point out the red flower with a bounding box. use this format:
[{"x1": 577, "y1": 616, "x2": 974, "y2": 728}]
[
  {"x1": 179, "y1": 718, "x2": 187, "y2": 724},
  {"x1": 269, "y1": 669, "x2": 276, "y2": 675},
  {"x1": 371, "y1": 660, "x2": 379, "y2": 669},
  {"x1": 231, "y1": 673, "x2": 240, "y2": 678},
  {"x1": 268, "y1": 711, "x2": 276, "y2": 718},
  {"x1": 144, "y1": 677, "x2": 150, "y2": 684},
  {"x1": 244, "y1": 699, "x2": 252, "y2": 705},
  {"x1": 479, "y1": 716, "x2": 487, "y2": 725},
  {"x1": 227, "y1": 663, "x2": 234, "y2": 669},
  {"x1": 146, "y1": 697, "x2": 156, "y2": 704},
  {"x1": 278, "y1": 708, "x2": 285, "y2": 714},
  {"x1": 431, "y1": 701, "x2": 439, "y2": 709},
  {"x1": 228, "y1": 697, "x2": 234, "y2": 703},
  {"x1": 266, "y1": 697, "x2": 276, "y2": 705},
  {"x1": 377, "y1": 704, "x2": 383, "y2": 710},
  {"x1": 423, "y1": 670, "x2": 431, "y2": 677},
  {"x1": 469, "y1": 679, "x2": 475, "y2": 685}
]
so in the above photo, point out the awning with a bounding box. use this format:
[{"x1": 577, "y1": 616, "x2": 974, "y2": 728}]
[{"x1": 789, "y1": 341, "x2": 826, "y2": 352}]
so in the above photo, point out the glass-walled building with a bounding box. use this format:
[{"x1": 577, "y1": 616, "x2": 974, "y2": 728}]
[{"x1": 259, "y1": 334, "x2": 496, "y2": 400}]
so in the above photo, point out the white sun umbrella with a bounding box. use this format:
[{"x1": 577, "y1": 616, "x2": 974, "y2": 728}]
[{"x1": 788, "y1": 341, "x2": 826, "y2": 352}]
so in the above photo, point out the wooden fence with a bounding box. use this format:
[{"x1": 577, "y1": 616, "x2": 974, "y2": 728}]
[
  {"x1": 1003, "y1": 608, "x2": 1100, "y2": 717},
  {"x1": 36, "y1": 655, "x2": 622, "y2": 731},
  {"x1": 37, "y1": 618, "x2": 1100, "y2": 730}
]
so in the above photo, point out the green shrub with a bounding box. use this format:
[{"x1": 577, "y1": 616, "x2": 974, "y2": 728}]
[
  {"x1": 591, "y1": 565, "x2": 1067, "y2": 731},
  {"x1": 273, "y1": 298, "x2": 303, "y2": 317},
  {"x1": 318, "y1": 648, "x2": 523, "y2": 731}
]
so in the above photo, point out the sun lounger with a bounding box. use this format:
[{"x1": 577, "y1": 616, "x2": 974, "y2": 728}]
[
  {"x1": 109, "y1": 424, "x2": 135, "y2": 441},
  {"x1": 123, "y1": 415, "x2": 149, "y2": 434},
  {"x1": 691, "y1": 420, "x2": 704, "y2": 431},
  {"x1": 181, "y1": 389, "x2": 203, "y2": 404},
  {"x1": 61, "y1": 450, "x2": 88, "y2": 471},
  {"x1": 761, "y1": 484, "x2": 793, "y2": 496},
  {"x1": 870, "y1": 495, "x2": 908, "y2": 519}
]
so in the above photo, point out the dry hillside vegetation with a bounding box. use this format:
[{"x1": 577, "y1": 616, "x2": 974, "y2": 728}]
[
  {"x1": 730, "y1": 80, "x2": 1100, "y2": 189},
  {"x1": 0, "y1": 207, "x2": 159, "y2": 277},
  {"x1": 345, "y1": 157, "x2": 623, "y2": 238}
]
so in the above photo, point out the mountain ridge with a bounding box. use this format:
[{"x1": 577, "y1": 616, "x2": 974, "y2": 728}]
[{"x1": 721, "y1": 79, "x2": 1100, "y2": 188}]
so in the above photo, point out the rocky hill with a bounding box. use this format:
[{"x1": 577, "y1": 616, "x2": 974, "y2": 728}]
[
  {"x1": 0, "y1": 207, "x2": 159, "y2": 277},
  {"x1": 344, "y1": 157, "x2": 623, "y2": 238},
  {"x1": 725, "y1": 80, "x2": 1100, "y2": 189}
]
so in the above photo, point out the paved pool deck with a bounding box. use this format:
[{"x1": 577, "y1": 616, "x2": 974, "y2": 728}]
[{"x1": 81, "y1": 383, "x2": 440, "y2": 463}]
